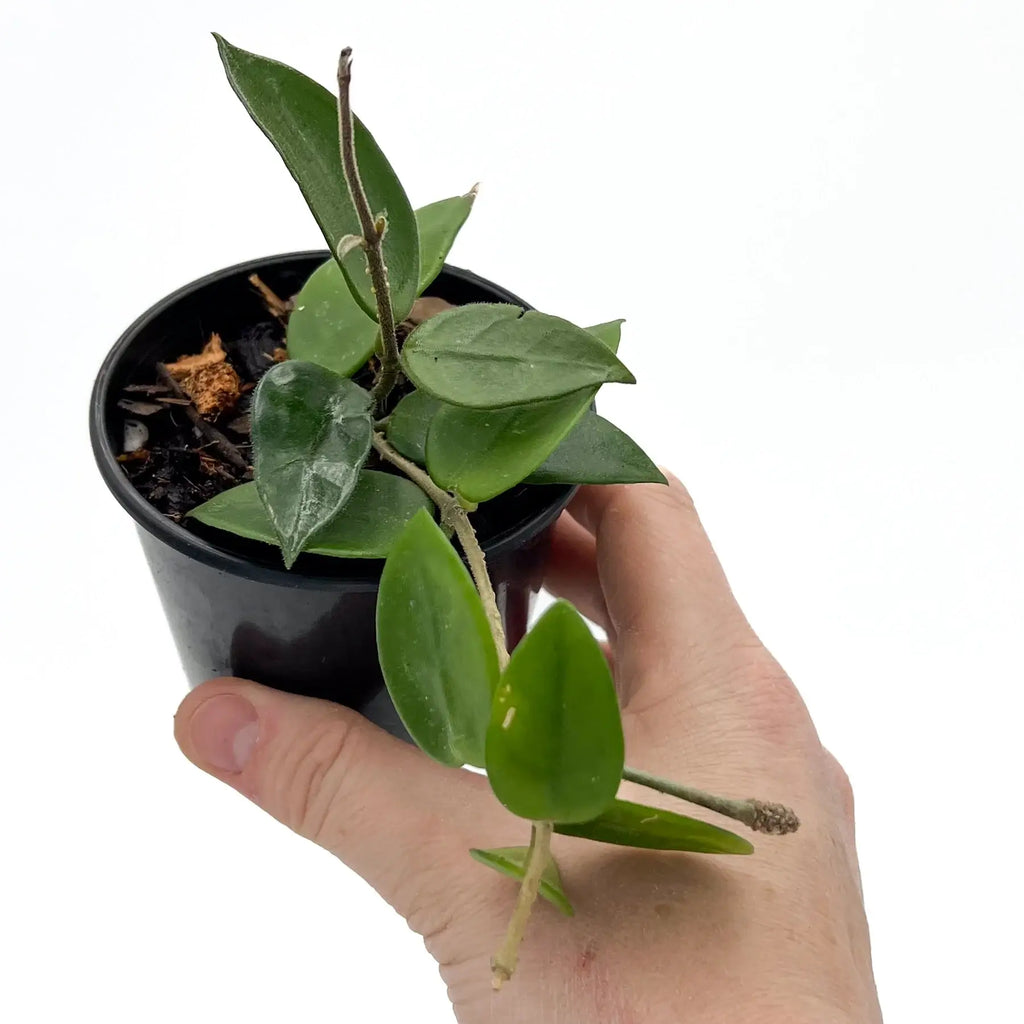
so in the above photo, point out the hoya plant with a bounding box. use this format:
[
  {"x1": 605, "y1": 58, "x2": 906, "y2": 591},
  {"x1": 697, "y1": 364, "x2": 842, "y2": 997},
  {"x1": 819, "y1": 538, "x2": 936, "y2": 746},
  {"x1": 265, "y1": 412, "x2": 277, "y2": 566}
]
[{"x1": 192, "y1": 36, "x2": 799, "y2": 989}]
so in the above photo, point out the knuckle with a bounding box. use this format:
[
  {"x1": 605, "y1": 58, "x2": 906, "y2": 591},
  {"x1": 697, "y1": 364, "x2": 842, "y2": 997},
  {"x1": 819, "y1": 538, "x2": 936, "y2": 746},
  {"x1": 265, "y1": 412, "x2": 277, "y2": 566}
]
[
  {"x1": 273, "y1": 710, "x2": 365, "y2": 845},
  {"x1": 722, "y1": 646, "x2": 814, "y2": 744},
  {"x1": 823, "y1": 749, "x2": 856, "y2": 819}
]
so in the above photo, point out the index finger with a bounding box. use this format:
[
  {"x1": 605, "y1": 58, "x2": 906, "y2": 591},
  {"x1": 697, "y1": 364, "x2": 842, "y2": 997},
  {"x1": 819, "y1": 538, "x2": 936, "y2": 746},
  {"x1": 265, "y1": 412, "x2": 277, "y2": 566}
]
[{"x1": 567, "y1": 474, "x2": 757, "y2": 701}]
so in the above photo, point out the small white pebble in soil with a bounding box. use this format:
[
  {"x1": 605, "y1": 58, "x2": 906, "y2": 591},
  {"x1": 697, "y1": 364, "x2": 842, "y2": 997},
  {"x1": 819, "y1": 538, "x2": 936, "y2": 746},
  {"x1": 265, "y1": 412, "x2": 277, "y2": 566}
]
[{"x1": 123, "y1": 419, "x2": 149, "y2": 453}]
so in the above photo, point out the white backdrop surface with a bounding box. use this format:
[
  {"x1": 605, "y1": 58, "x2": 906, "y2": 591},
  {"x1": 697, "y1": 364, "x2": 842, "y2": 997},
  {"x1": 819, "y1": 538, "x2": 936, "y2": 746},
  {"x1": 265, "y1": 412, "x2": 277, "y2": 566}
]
[{"x1": 2, "y1": 2, "x2": 1021, "y2": 1021}]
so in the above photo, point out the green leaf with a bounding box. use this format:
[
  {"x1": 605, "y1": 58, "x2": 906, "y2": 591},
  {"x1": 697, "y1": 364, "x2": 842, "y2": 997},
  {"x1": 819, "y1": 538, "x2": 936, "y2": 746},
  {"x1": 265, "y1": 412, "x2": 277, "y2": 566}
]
[
  {"x1": 485, "y1": 601, "x2": 624, "y2": 822},
  {"x1": 286, "y1": 259, "x2": 378, "y2": 377},
  {"x1": 376, "y1": 509, "x2": 499, "y2": 767},
  {"x1": 386, "y1": 390, "x2": 442, "y2": 464},
  {"x1": 526, "y1": 414, "x2": 667, "y2": 486},
  {"x1": 427, "y1": 395, "x2": 591, "y2": 503},
  {"x1": 421, "y1": 317, "x2": 629, "y2": 501},
  {"x1": 416, "y1": 191, "x2": 476, "y2": 294},
  {"x1": 585, "y1": 318, "x2": 624, "y2": 355},
  {"x1": 252, "y1": 361, "x2": 373, "y2": 568},
  {"x1": 214, "y1": 35, "x2": 419, "y2": 321},
  {"x1": 554, "y1": 799, "x2": 754, "y2": 855},
  {"x1": 402, "y1": 304, "x2": 636, "y2": 409},
  {"x1": 469, "y1": 847, "x2": 574, "y2": 916},
  {"x1": 187, "y1": 472, "x2": 432, "y2": 558}
]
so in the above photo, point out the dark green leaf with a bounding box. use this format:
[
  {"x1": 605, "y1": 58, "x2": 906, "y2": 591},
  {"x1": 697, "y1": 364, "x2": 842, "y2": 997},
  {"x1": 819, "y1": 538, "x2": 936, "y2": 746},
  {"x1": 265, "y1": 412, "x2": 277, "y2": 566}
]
[
  {"x1": 187, "y1": 472, "x2": 432, "y2": 558},
  {"x1": 286, "y1": 259, "x2": 378, "y2": 377},
  {"x1": 252, "y1": 361, "x2": 373, "y2": 568},
  {"x1": 385, "y1": 390, "x2": 442, "y2": 464},
  {"x1": 526, "y1": 414, "x2": 667, "y2": 486},
  {"x1": 377, "y1": 509, "x2": 499, "y2": 767},
  {"x1": 427, "y1": 394, "x2": 590, "y2": 503},
  {"x1": 416, "y1": 191, "x2": 476, "y2": 294},
  {"x1": 486, "y1": 601, "x2": 624, "y2": 822},
  {"x1": 401, "y1": 304, "x2": 636, "y2": 409},
  {"x1": 469, "y1": 847, "x2": 574, "y2": 916},
  {"x1": 555, "y1": 799, "x2": 754, "y2": 855},
  {"x1": 214, "y1": 35, "x2": 419, "y2": 321},
  {"x1": 421, "y1": 317, "x2": 629, "y2": 501}
]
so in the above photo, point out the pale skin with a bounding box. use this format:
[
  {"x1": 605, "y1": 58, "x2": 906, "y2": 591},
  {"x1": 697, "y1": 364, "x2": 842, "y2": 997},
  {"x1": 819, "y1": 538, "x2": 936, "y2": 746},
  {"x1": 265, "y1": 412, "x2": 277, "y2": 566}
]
[{"x1": 175, "y1": 474, "x2": 883, "y2": 1023}]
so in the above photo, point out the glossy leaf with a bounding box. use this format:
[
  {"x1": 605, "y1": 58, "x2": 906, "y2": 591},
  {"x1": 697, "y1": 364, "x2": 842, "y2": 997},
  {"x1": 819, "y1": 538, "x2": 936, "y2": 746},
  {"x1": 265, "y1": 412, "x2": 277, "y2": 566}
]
[
  {"x1": 402, "y1": 304, "x2": 636, "y2": 409},
  {"x1": 526, "y1": 414, "x2": 667, "y2": 486},
  {"x1": 555, "y1": 799, "x2": 754, "y2": 855},
  {"x1": 469, "y1": 847, "x2": 574, "y2": 916},
  {"x1": 386, "y1": 390, "x2": 442, "y2": 464},
  {"x1": 486, "y1": 601, "x2": 624, "y2": 822},
  {"x1": 376, "y1": 509, "x2": 499, "y2": 767},
  {"x1": 421, "y1": 317, "x2": 628, "y2": 501},
  {"x1": 187, "y1": 472, "x2": 432, "y2": 558},
  {"x1": 416, "y1": 191, "x2": 476, "y2": 294},
  {"x1": 214, "y1": 35, "x2": 420, "y2": 321},
  {"x1": 286, "y1": 259, "x2": 378, "y2": 377},
  {"x1": 252, "y1": 361, "x2": 373, "y2": 568},
  {"x1": 427, "y1": 394, "x2": 590, "y2": 503}
]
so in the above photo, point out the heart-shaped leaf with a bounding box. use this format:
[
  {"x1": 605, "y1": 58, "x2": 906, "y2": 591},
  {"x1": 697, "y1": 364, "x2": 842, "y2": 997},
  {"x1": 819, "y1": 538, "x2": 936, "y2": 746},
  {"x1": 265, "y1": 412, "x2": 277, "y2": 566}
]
[
  {"x1": 422, "y1": 318, "x2": 628, "y2": 501},
  {"x1": 427, "y1": 395, "x2": 590, "y2": 503},
  {"x1": 486, "y1": 600, "x2": 624, "y2": 822},
  {"x1": 385, "y1": 389, "x2": 442, "y2": 464},
  {"x1": 187, "y1": 472, "x2": 432, "y2": 558},
  {"x1": 469, "y1": 847, "x2": 574, "y2": 916},
  {"x1": 376, "y1": 509, "x2": 499, "y2": 767},
  {"x1": 554, "y1": 799, "x2": 754, "y2": 855},
  {"x1": 416, "y1": 191, "x2": 476, "y2": 295},
  {"x1": 402, "y1": 304, "x2": 635, "y2": 409},
  {"x1": 526, "y1": 414, "x2": 667, "y2": 486},
  {"x1": 252, "y1": 361, "x2": 373, "y2": 568},
  {"x1": 214, "y1": 35, "x2": 420, "y2": 321},
  {"x1": 286, "y1": 258, "x2": 378, "y2": 377}
]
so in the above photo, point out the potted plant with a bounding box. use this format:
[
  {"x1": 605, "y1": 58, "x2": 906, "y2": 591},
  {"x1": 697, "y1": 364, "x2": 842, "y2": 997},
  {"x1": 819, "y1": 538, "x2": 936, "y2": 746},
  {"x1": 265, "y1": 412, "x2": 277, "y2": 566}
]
[{"x1": 90, "y1": 36, "x2": 798, "y2": 988}]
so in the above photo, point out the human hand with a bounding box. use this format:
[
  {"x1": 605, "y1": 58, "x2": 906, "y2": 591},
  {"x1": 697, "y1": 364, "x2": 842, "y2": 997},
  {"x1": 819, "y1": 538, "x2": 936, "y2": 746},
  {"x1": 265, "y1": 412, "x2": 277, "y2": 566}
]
[{"x1": 174, "y1": 475, "x2": 882, "y2": 1023}]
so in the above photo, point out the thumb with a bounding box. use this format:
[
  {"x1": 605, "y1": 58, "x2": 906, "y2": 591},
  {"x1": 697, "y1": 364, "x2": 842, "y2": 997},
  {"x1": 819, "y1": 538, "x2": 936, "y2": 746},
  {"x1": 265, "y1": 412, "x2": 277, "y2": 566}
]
[{"x1": 174, "y1": 677, "x2": 491, "y2": 926}]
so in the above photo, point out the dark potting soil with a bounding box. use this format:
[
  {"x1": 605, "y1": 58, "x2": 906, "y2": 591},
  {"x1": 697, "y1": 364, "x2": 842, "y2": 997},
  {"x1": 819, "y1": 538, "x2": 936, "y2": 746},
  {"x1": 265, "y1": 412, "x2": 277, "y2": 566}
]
[{"x1": 115, "y1": 278, "x2": 531, "y2": 557}]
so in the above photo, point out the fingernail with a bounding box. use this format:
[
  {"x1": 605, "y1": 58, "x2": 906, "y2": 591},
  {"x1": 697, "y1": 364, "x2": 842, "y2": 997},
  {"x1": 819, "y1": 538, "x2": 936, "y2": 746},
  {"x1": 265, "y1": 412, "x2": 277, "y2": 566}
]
[{"x1": 188, "y1": 693, "x2": 260, "y2": 773}]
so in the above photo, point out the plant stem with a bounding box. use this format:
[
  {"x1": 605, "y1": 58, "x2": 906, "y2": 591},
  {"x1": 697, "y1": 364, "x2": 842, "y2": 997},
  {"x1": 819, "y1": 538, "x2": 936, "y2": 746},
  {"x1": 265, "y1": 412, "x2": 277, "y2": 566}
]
[
  {"x1": 371, "y1": 433, "x2": 509, "y2": 669},
  {"x1": 622, "y1": 766, "x2": 800, "y2": 835},
  {"x1": 490, "y1": 821, "x2": 552, "y2": 990},
  {"x1": 336, "y1": 48, "x2": 401, "y2": 409}
]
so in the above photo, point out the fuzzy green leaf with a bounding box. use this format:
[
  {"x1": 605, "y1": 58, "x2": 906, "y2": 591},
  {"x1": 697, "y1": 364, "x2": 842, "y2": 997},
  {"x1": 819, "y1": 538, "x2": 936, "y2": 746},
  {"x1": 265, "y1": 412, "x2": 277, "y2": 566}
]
[
  {"x1": 188, "y1": 472, "x2": 432, "y2": 558},
  {"x1": 214, "y1": 35, "x2": 419, "y2": 321},
  {"x1": 286, "y1": 259, "x2": 378, "y2": 377},
  {"x1": 402, "y1": 304, "x2": 635, "y2": 409},
  {"x1": 469, "y1": 847, "x2": 574, "y2": 916},
  {"x1": 376, "y1": 509, "x2": 499, "y2": 767},
  {"x1": 252, "y1": 361, "x2": 373, "y2": 568},
  {"x1": 485, "y1": 601, "x2": 624, "y2": 822},
  {"x1": 386, "y1": 390, "x2": 442, "y2": 464},
  {"x1": 526, "y1": 414, "x2": 667, "y2": 486},
  {"x1": 416, "y1": 191, "x2": 476, "y2": 294},
  {"x1": 555, "y1": 799, "x2": 754, "y2": 855}
]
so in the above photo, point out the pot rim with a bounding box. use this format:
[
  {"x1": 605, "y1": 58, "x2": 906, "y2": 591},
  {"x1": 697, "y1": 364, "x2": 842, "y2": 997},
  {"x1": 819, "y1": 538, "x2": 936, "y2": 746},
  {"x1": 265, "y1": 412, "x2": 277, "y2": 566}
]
[{"x1": 89, "y1": 251, "x2": 577, "y2": 588}]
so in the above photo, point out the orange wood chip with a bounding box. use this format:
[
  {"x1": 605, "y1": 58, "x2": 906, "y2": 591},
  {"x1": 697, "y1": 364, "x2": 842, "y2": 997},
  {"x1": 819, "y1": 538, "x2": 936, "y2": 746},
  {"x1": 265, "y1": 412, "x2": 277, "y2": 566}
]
[
  {"x1": 181, "y1": 361, "x2": 242, "y2": 419},
  {"x1": 165, "y1": 333, "x2": 227, "y2": 379}
]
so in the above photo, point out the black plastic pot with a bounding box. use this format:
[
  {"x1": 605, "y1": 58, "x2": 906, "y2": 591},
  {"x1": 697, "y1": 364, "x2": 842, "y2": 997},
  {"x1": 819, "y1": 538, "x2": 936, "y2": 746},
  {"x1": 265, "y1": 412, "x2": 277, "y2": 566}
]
[{"x1": 90, "y1": 252, "x2": 576, "y2": 738}]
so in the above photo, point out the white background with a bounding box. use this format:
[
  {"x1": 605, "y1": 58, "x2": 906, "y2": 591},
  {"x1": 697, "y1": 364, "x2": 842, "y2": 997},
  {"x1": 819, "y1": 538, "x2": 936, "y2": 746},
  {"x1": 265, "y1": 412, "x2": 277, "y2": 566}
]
[{"x1": 2, "y1": 1, "x2": 1021, "y2": 1020}]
